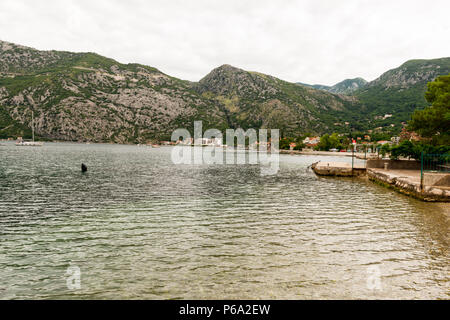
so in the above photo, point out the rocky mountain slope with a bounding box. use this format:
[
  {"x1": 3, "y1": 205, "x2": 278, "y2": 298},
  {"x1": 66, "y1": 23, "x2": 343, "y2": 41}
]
[
  {"x1": 0, "y1": 40, "x2": 227, "y2": 142},
  {"x1": 298, "y1": 77, "x2": 367, "y2": 94},
  {"x1": 195, "y1": 65, "x2": 359, "y2": 136},
  {"x1": 0, "y1": 40, "x2": 360, "y2": 141}
]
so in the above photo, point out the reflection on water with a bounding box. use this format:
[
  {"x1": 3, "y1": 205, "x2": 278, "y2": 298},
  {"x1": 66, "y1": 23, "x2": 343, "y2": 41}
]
[{"x1": 0, "y1": 143, "x2": 448, "y2": 299}]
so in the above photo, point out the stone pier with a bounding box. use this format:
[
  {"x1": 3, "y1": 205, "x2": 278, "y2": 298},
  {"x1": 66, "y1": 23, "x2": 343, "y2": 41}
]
[
  {"x1": 311, "y1": 161, "x2": 366, "y2": 177},
  {"x1": 311, "y1": 159, "x2": 450, "y2": 202}
]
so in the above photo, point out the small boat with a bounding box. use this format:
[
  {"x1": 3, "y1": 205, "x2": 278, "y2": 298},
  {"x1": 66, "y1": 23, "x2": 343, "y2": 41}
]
[
  {"x1": 15, "y1": 111, "x2": 43, "y2": 147},
  {"x1": 152, "y1": 144, "x2": 160, "y2": 148}
]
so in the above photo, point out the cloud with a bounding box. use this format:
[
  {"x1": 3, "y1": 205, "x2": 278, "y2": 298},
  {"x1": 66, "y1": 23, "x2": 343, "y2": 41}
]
[{"x1": 0, "y1": 0, "x2": 449, "y2": 85}]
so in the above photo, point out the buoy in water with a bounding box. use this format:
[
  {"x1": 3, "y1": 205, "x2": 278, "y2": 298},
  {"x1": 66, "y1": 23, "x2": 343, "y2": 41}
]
[{"x1": 81, "y1": 163, "x2": 87, "y2": 172}]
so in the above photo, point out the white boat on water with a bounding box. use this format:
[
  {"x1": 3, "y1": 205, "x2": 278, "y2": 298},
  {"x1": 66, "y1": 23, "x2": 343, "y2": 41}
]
[{"x1": 15, "y1": 111, "x2": 43, "y2": 147}]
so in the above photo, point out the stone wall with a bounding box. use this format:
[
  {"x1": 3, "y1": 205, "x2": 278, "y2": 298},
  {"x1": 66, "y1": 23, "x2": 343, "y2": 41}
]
[
  {"x1": 366, "y1": 159, "x2": 421, "y2": 170},
  {"x1": 367, "y1": 168, "x2": 450, "y2": 202}
]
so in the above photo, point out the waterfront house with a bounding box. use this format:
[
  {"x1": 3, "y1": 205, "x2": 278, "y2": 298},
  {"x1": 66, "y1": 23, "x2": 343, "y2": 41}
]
[{"x1": 289, "y1": 142, "x2": 296, "y2": 151}]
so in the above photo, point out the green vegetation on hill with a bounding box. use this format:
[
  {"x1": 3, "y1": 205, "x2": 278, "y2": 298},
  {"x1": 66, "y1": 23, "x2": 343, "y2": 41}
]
[
  {"x1": 298, "y1": 58, "x2": 450, "y2": 135},
  {"x1": 375, "y1": 74, "x2": 450, "y2": 160},
  {"x1": 0, "y1": 106, "x2": 32, "y2": 139},
  {"x1": 355, "y1": 83, "x2": 427, "y2": 129},
  {"x1": 354, "y1": 58, "x2": 450, "y2": 132},
  {"x1": 196, "y1": 64, "x2": 360, "y2": 138}
]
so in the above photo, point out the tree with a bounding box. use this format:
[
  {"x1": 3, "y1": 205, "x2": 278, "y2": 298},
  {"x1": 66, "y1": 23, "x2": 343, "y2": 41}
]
[
  {"x1": 316, "y1": 133, "x2": 344, "y2": 151},
  {"x1": 408, "y1": 74, "x2": 450, "y2": 145},
  {"x1": 380, "y1": 144, "x2": 391, "y2": 157},
  {"x1": 279, "y1": 137, "x2": 293, "y2": 150},
  {"x1": 390, "y1": 141, "x2": 417, "y2": 159},
  {"x1": 279, "y1": 137, "x2": 306, "y2": 150},
  {"x1": 390, "y1": 140, "x2": 450, "y2": 160},
  {"x1": 316, "y1": 134, "x2": 330, "y2": 151},
  {"x1": 293, "y1": 143, "x2": 305, "y2": 150}
]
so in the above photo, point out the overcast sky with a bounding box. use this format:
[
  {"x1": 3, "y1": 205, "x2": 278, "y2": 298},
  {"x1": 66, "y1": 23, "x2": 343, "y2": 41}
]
[{"x1": 0, "y1": 0, "x2": 449, "y2": 85}]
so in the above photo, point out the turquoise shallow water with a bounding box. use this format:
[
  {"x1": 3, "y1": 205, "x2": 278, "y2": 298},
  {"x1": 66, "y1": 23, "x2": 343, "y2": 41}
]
[{"x1": 0, "y1": 142, "x2": 448, "y2": 299}]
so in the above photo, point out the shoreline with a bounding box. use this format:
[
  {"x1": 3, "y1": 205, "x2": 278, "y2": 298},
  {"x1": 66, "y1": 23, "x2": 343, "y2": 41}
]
[
  {"x1": 0, "y1": 140, "x2": 378, "y2": 159},
  {"x1": 279, "y1": 149, "x2": 374, "y2": 158}
]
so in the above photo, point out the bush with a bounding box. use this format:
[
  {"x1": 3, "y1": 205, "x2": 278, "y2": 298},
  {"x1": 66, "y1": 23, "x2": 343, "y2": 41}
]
[
  {"x1": 279, "y1": 138, "x2": 293, "y2": 150},
  {"x1": 293, "y1": 143, "x2": 305, "y2": 151},
  {"x1": 316, "y1": 133, "x2": 344, "y2": 151}
]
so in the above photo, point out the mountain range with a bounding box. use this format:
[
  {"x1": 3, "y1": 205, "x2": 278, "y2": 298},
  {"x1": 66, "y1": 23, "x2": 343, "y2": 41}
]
[{"x1": 0, "y1": 40, "x2": 449, "y2": 143}]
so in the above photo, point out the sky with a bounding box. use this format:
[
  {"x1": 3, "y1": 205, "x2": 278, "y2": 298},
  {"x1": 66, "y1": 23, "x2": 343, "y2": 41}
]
[{"x1": 0, "y1": 0, "x2": 449, "y2": 85}]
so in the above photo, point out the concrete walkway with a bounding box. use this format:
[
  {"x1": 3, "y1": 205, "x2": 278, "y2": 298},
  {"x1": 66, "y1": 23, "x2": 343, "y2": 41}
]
[{"x1": 369, "y1": 169, "x2": 422, "y2": 184}]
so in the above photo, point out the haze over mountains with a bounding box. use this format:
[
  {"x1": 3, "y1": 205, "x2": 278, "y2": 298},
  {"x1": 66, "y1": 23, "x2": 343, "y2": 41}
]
[{"x1": 0, "y1": 40, "x2": 449, "y2": 143}]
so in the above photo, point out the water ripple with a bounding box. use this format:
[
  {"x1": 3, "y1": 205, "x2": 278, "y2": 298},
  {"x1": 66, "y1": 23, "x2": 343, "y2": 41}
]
[{"x1": 0, "y1": 142, "x2": 448, "y2": 299}]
